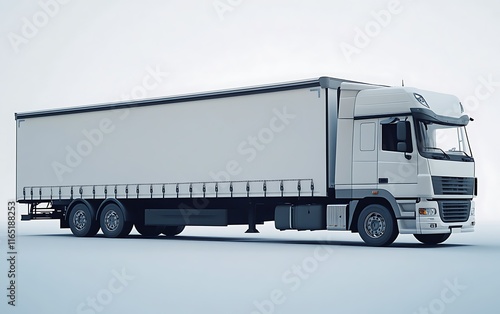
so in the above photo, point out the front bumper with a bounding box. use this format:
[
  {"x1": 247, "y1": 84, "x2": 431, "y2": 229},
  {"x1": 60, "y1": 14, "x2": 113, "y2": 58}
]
[{"x1": 397, "y1": 200, "x2": 475, "y2": 234}]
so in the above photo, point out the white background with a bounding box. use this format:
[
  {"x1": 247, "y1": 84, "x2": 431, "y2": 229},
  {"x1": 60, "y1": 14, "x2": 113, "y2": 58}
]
[{"x1": 1, "y1": 1, "x2": 499, "y2": 313}]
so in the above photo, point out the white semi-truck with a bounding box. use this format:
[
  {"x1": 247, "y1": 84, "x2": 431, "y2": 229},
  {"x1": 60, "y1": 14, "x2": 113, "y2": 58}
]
[{"x1": 16, "y1": 77, "x2": 476, "y2": 246}]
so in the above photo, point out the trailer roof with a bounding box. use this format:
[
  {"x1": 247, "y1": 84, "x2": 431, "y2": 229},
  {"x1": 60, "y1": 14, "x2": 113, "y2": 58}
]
[{"x1": 15, "y1": 76, "x2": 375, "y2": 119}]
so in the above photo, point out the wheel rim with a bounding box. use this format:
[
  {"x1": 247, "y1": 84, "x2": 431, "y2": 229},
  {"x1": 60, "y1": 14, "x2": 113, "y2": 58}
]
[
  {"x1": 104, "y1": 210, "x2": 119, "y2": 231},
  {"x1": 73, "y1": 209, "x2": 87, "y2": 231},
  {"x1": 364, "y1": 212, "x2": 386, "y2": 239}
]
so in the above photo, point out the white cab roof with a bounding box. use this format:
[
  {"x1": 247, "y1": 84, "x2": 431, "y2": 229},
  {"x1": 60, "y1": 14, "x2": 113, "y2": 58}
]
[{"x1": 354, "y1": 86, "x2": 464, "y2": 119}]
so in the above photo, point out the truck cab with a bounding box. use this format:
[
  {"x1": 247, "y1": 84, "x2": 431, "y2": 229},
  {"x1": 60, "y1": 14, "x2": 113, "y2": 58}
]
[{"x1": 337, "y1": 83, "x2": 476, "y2": 245}]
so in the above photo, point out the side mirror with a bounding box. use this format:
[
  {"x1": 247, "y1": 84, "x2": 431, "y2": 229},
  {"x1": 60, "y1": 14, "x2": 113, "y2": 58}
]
[
  {"x1": 396, "y1": 121, "x2": 407, "y2": 142},
  {"x1": 396, "y1": 121, "x2": 412, "y2": 159}
]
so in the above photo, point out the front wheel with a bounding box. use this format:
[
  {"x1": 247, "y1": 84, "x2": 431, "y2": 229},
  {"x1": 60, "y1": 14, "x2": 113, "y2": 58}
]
[
  {"x1": 414, "y1": 233, "x2": 451, "y2": 245},
  {"x1": 357, "y1": 204, "x2": 398, "y2": 247}
]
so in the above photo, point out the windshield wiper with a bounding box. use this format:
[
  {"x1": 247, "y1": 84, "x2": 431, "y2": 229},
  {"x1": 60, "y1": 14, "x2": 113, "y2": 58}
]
[
  {"x1": 448, "y1": 149, "x2": 474, "y2": 161},
  {"x1": 424, "y1": 147, "x2": 450, "y2": 160}
]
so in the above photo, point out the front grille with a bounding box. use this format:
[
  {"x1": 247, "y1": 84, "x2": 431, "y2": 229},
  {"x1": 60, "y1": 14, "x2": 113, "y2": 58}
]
[
  {"x1": 438, "y1": 200, "x2": 471, "y2": 222},
  {"x1": 432, "y1": 176, "x2": 474, "y2": 195}
]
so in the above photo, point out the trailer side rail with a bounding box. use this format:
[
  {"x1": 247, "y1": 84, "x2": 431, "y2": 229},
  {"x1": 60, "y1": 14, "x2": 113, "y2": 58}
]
[{"x1": 20, "y1": 178, "x2": 316, "y2": 202}]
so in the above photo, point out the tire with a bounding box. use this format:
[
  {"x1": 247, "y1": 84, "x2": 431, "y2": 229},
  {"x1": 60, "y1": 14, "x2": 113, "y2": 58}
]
[
  {"x1": 414, "y1": 233, "x2": 451, "y2": 245},
  {"x1": 162, "y1": 225, "x2": 185, "y2": 237},
  {"x1": 135, "y1": 222, "x2": 163, "y2": 237},
  {"x1": 357, "y1": 204, "x2": 398, "y2": 247},
  {"x1": 68, "y1": 202, "x2": 99, "y2": 237},
  {"x1": 99, "y1": 202, "x2": 133, "y2": 238}
]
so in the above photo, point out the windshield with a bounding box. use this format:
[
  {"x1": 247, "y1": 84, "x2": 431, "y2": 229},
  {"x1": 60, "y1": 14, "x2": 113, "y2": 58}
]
[{"x1": 416, "y1": 120, "x2": 473, "y2": 161}]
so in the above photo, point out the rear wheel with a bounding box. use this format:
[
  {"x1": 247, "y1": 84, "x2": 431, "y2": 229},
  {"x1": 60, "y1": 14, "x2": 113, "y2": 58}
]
[
  {"x1": 357, "y1": 204, "x2": 398, "y2": 246},
  {"x1": 100, "y1": 202, "x2": 133, "y2": 238},
  {"x1": 162, "y1": 225, "x2": 185, "y2": 237},
  {"x1": 414, "y1": 233, "x2": 451, "y2": 245},
  {"x1": 68, "y1": 202, "x2": 99, "y2": 237},
  {"x1": 135, "y1": 222, "x2": 163, "y2": 237}
]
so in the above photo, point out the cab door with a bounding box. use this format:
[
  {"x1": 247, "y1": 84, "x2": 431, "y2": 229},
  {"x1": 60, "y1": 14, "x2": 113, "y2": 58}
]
[{"x1": 377, "y1": 117, "x2": 418, "y2": 190}]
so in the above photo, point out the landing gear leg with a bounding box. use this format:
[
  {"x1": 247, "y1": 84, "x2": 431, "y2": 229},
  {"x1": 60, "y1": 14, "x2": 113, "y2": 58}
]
[{"x1": 245, "y1": 206, "x2": 259, "y2": 234}]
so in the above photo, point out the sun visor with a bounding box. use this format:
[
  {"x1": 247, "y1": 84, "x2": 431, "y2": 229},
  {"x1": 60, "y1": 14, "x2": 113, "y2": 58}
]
[{"x1": 411, "y1": 108, "x2": 470, "y2": 126}]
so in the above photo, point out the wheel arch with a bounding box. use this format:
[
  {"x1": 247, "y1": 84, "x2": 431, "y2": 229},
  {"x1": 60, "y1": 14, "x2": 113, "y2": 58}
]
[
  {"x1": 97, "y1": 198, "x2": 131, "y2": 221},
  {"x1": 66, "y1": 198, "x2": 97, "y2": 223},
  {"x1": 349, "y1": 195, "x2": 399, "y2": 232}
]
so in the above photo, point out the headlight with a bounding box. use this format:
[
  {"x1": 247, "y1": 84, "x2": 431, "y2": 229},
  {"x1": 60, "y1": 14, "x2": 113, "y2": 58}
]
[{"x1": 419, "y1": 208, "x2": 437, "y2": 216}]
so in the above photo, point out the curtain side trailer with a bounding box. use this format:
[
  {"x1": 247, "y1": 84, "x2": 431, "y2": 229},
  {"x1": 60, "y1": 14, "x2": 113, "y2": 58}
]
[{"x1": 16, "y1": 77, "x2": 476, "y2": 246}]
